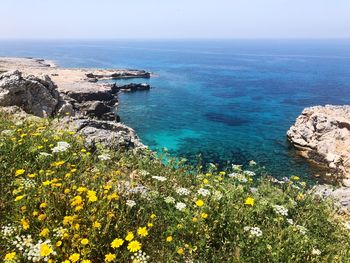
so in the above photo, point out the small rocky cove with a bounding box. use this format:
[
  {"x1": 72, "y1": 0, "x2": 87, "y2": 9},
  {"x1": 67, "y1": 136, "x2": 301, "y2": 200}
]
[
  {"x1": 1, "y1": 57, "x2": 350, "y2": 215},
  {"x1": 0, "y1": 57, "x2": 151, "y2": 150}
]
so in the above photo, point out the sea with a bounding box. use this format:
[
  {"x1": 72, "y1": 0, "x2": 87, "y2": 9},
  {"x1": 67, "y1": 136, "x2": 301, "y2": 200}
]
[{"x1": 1, "y1": 39, "x2": 350, "y2": 179}]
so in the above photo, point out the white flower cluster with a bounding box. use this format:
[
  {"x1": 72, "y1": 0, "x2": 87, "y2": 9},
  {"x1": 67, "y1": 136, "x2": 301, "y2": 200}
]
[
  {"x1": 176, "y1": 187, "x2": 190, "y2": 196},
  {"x1": 52, "y1": 141, "x2": 71, "y2": 153},
  {"x1": 27, "y1": 240, "x2": 56, "y2": 262},
  {"x1": 244, "y1": 226, "x2": 263, "y2": 237},
  {"x1": 1, "y1": 224, "x2": 17, "y2": 237},
  {"x1": 126, "y1": 200, "x2": 136, "y2": 208},
  {"x1": 296, "y1": 225, "x2": 307, "y2": 235},
  {"x1": 19, "y1": 178, "x2": 36, "y2": 189},
  {"x1": 175, "y1": 202, "x2": 187, "y2": 211},
  {"x1": 228, "y1": 173, "x2": 247, "y2": 183},
  {"x1": 287, "y1": 218, "x2": 294, "y2": 225},
  {"x1": 11, "y1": 236, "x2": 56, "y2": 262},
  {"x1": 197, "y1": 188, "x2": 210, "y2": 197},
  {"x1": 244, "y1": 170, "x2": 256, "y2": 177},
  {"x1": 164, "y1": 196, "x2": 176, "y2": 204},
  {"x1": 311, "y1": 248, "x2": 321, "y2": 256},
  {"x1": 98, "y1": 154, "x2": 111, "y2": 161},
  {"x1": 118, "y1": 181, "x2": 148, "y2": 196},
  {"x1": 213, "y1": 190, "x2": 223, "y2": 200},
  {"x1": 38, "y1": 152, "x2": 52, "y2": 157},
  {"x1": 131, "y1": 250, "x2": 150, "y2": 263},
  {"x1": 152, "y1": 176, "x2": 167, "y2": 182},
  {"x1": 11, "y1": 234, "x2": 33, "y2": 252},
  {"x1": 272, "y1": 205, "x2": 288, "y2": 216},
  {"x1": 52, "y1": 227, "x2": 66, "y2": 238},
  {"x1": 139, "y1": 170, "x2": 150, "y2": 177}
]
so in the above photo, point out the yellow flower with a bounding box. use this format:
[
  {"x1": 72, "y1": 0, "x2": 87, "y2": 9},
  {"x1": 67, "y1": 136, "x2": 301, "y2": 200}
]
[
  {"x1": 147, "y1": 222, "x2": 153, "y2": 227},
  {"x1": 105, "y1": 253, "x2": 116, "y2": 262},
  {"x1": 15, "y1": 195, "x2": 25, "y2": 201},
  {"x1": 297, "y1": 193, "x2": 305, "y2": 201},
  {"x1": 63, "y1": 215, "x2": 75, "y2": 225},
  {"x1": 245, "y1": 197, "x2": 255, "y2": 206},
  {"x1": 150, "y1": 214, "x2": 156, "y2": 219},
  {"x1": 111, "y1": 238, "x2": 124, "y2": 248},
  {"x1": 77, "y1": 187, "x2": 87, "y2": 193},
  {"x1": 62, "y1": 261, "x2": 70, "y2": 263},
  {"x1": 192, "y1": 217, "x2": 198, "y2": 222},
  {"x1": 40, "y1": 202, "x2": 47, "y2": 209},
  {"x1": 93, "y1": 221, "x2": 101, "y2": 229},
  {"x1": 177, "y1": 248, "x2": 184, "y2": 255},
  {"x1": 291, "y1": 175, "x2": 300, "y2": 181},
  {"x1": 87, "y1": 190, "x2": 98, "y2": 202},
  {"x1": 4, "y1": 252, "x2": 16, "y2": 261},
  {"x1": 51, "y1": 160, "x2": 65, "y2": 167},
  {"x1": 82, "y1": 260, "x2": 92, "y2": 263},
  {"x1": 40, "y1": 244, "x2": 53, "y2": 257},
  {"x1": 40, "y1": 228, "x2": 50, "y2": 237},
  {"x1": 201, "y1": 213, "x2": 208, "y2": 219},
  {"x1": 203, "y1": 179, "x2": 209, "y2": 184},
  {"x1": 107, "y1": 193, "x2": 119, "y2": 200},
  {"x1": 125, "y1": 232, "x2": 134, "y2": 241},
  {"x1": 127, "y1": 240, "x2": 142, "y2": 252},
  {"x1": 69, "y1": 253, "x2": 80, "y2": 262},
  {"x1": 195, "y1": 199, "x2": 204, "y2": 207},
  {"x1": 137, "y1": 227, "x2": 148, "y2": 237},
  {"x1": 38, "y1": 214, "x2": 47, "y2": 221},
  {"x1": 81, "y1": 238, "x2": 89, "y2": 245},
  {"x1": 166, "y1": 236, "x2": 173, "y2": 242},
  {"x1": 71, "y1": 195, "x2": 83, "y2": 207},
  {"x1": 15, "y1": 169, "x2": 25, "y2": 176},
  {"x1": 56, "y1": 241, "x2": 62, "y2": 247},
  {"x1": 27, "y1": 173, "x2": 37, "y2": 178},
  {"x1": 21, "y1": 218, "x2": 30, "y2": 230},
  {"x1": 42, "y1": 180, "x2": 51, "y2": 186}
]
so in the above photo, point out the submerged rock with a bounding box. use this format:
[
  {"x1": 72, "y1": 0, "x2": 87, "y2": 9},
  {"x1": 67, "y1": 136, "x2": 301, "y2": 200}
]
[{"x1": 287, "y1": 105, "x2": 350, "y2": 182}]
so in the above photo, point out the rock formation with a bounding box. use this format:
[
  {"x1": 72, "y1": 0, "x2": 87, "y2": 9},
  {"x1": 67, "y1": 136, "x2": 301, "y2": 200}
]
[
  {"x1": 0, "y1": 66, "x2": 148, "y2": 151},
  {"x1": 287, "y1": 105, "x2": 350, "y2": 182},
  {"x1": 0, "y1": 70, "x2": 60, "y2": 117}
]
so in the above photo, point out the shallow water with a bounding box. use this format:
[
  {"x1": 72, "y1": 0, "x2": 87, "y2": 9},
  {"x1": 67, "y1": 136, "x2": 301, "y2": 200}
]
[{"x1": 1, "y1": 39, "x2": 350, "y2": 179}]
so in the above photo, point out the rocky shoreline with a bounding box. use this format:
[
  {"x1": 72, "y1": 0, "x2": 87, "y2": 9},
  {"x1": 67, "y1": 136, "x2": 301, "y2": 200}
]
[
  {"x1": 288, "y1": 105, "x2": 350, "y2": 214},
  {"x1": 0, "y1": 57, "x2": 151, "y2": 150}
]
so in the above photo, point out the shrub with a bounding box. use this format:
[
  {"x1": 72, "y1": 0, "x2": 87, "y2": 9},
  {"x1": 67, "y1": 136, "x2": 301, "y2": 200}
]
[{"x1": 0, "y1": 111, "x2": 349, "y2": 262}]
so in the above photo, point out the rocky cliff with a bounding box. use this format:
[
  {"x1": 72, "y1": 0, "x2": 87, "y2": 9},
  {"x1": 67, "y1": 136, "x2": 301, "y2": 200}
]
[{"x1": 287, "y1": 105, "x2": 350, "y2": 183}]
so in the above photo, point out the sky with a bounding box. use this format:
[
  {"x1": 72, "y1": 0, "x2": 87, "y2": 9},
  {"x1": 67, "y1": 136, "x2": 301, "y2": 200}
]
[{"x1": 1, "y1": 0, "x2": 350, "y2": 39}]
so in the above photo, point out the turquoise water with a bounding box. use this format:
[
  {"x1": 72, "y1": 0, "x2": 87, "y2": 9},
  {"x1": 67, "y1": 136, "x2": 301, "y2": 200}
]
[{"x1": 1, "y1": 40, "x2": 350, "y2": 178}]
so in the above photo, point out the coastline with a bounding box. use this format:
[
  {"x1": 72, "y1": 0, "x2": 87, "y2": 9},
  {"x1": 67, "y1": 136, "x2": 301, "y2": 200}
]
[{"x1": 0, "y1": 57, "x2": 151, "y2": 150}]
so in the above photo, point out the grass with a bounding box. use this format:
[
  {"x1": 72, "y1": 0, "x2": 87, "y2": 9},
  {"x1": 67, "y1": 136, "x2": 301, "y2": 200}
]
[{"x1": 0, "y1": 110, "x2": 350, "y2": 263}]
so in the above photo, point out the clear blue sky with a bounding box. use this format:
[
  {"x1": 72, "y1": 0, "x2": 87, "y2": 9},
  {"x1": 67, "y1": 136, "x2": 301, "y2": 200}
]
[{"x1": 1, "y1": 0, "x2": 350, "y2": 39}]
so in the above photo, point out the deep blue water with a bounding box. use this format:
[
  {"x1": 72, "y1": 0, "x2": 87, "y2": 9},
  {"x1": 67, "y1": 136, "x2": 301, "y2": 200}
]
[{"x1": 1, "y1": 39, "x2": 350, "y2": 179}]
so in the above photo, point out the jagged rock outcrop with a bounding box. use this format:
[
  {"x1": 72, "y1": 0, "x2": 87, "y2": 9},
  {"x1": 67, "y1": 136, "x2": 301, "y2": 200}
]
[
  {"x1": 287, "y1": 105, "x2": 350, "y2": 181},
  {"x1": 57, "y1": 117, "x2": 145, "y2": 150},
  {"x1": 85, "y1": 70, "x2": 150, "y2": 81},
  {"x1": 312, "y1": 184, "x2": 350, "y2": 214},
  {"x1": 114, "y1": 83, "x2": 150, "y2": 92},
  {"x1": 0, "y1": 70, "x2": 60, "y2": 117}
]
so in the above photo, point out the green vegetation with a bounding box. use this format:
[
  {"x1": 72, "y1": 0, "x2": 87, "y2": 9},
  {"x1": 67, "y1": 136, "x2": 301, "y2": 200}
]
[{"x1": 1, "y1": 111, "x2": 350, "y2": 263}]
